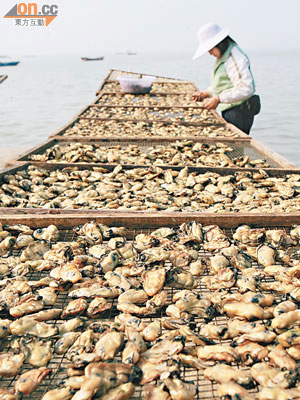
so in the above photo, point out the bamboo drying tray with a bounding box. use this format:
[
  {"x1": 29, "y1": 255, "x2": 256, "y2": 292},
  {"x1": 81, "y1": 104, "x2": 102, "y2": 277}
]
[
  {"x1": 2, "y1": 208, "x2": 300, "y2": 228},
  {"x1": 96, "y1": 69, "x2": 196, "y2": 95},
  {"x1": 80, "y1": 105, "x2": 224, "y2": 126},
  {"x1": 46, "y1": 71, "x2": 249, "y2": 140},
  {"x1": 1, "y1": 162, "x2": 300, "y2": 214},
  {"x1": 105, "y1": 68, "x2": 193, "y2": 83},
  {"x1": 49, "y1": 117, "x2": 247, "y2": 140},
  {"x1": 7, "y1": 138, "x2": 297, "y2": 170},
  {"x1": 94, "y1": 70, "x2": 220, "y2": 128},
  {"x1": 95, "y1": 92, "x2": 206, "y2": 107},
  {"x1": 98, "y1": 81, "x2": 197, "y2": 95},
  {"x1": 1, "y1": 216, "x2": 300, "y2": 399}
]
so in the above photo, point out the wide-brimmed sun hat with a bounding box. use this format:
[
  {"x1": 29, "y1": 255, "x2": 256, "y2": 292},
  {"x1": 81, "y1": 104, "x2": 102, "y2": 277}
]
[{"x1": 192, "y1": 23, "x2": 229, "y2": 59}]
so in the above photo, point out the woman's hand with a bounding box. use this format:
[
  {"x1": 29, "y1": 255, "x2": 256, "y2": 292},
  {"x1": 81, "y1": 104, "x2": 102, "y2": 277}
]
[
  {"x1": 205, "y1": 95, "x2": 220, "y2": 110},
  {"x1": 192, "y1": 91, "x2": 210, "y2": 102}
]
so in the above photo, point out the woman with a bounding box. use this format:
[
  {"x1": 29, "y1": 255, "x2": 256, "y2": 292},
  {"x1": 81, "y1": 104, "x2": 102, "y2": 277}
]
[{"x1": 192, "y1": 23, "x2": 260, "y2": 135}]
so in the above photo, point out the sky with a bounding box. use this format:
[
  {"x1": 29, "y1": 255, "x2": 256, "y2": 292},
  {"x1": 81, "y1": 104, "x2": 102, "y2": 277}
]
[{"x1": 0, "y1": 0, "x2": 299, "y2": 56}]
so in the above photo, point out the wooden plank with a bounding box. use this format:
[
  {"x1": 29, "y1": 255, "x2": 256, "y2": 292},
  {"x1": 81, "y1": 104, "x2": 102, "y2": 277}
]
[
  {"x1": 4, "y1": 160, "x2": 24, "y2": 168},
  {"x1": 5, "y1": 138, "x2": 58, "y2": 166},
  {"x1": 11, "y1": 159, "x2": 297, "y2": 172},
  {"x1": 105, "y1": 69, "x2": 194, "y2": 82},
  {"x1": 2, "y1": 161, "x2": 300, "y2": 179},
  {"x1": 78, "y1": 116, "x2": 226, "y2": 128},
  {"x1": 89, "y1": 104, "x2": 207, "y2": 110},
  {"x1": 21, "y1": 136, "x2": 251, "y2": 145},
  {"x1": 100, "y1": 91, "x2": 198, "y2": 96},
  {"x1": 9, "y1": 139, "x2": 296, "y2": 169},
  {"x1": 91, "y1": 88, "x2": 202, "y2": 110},
  {"x1": 0, "y1": 163, "x2": 29, "y2": 177},
  {"x1": 49, "y1": 117, "x2": 249, "y2": 140},
  {"x1": 107, "y1": 79, "x2": 196, "y2": 85},
  {"x1": 97, "y1": 83, "x2": 197, "y2": 98},
  {"x1": 105, "y1": 80, "x2": 197, "y2": 98},
  {"x1": 1, "y1": 210, "x2": 300, "y2": 229}
]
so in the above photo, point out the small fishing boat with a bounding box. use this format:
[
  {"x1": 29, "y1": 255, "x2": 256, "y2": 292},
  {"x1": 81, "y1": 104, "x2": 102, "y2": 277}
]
[
  {"x1": 126, "y1": 51, "x2": 136, "y2": 55},
  {"x1": 81, "y1": 56, "x2": 104, "y2": 61},
  {"x1": 0, "y1": 61, "x2": 20, "y2": 66}
]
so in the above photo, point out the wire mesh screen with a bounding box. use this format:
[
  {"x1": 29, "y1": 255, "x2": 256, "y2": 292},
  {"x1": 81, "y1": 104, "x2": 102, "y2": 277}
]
[
  {"x1": 106, "y1": 70, "x2": 192, "y2": 84},
  {"x1": 59, "y1": 118, "x2": 238, "y2": 138},
  {"x1": 101, "y1": 80, "x2": 197, "y2": 94},
  {"x1": 95, "y1": 93, "x2": 204, "y2": 107},
  {"x1": 19, "y1": 141, "x2": 277, "y2": 168},
  {"x1": 0, "y1": 222, "x2": 299, "y2": 399},
  {"x1": 80, "y1": 105, "x2": 220, "y2": 125}
]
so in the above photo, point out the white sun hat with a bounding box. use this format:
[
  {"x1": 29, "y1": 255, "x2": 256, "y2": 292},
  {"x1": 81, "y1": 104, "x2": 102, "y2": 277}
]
[{"x1": 192, "y1": 23, "x2": 230, "y2": 59}]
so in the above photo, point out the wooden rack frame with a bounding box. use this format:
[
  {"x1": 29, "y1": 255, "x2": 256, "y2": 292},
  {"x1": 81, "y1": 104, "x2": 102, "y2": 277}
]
[
  {"x1": 1, "y1": 209, "x2": 300, "y2": 229},
  {"x1": 7, "y1": 137, "x2": 297, "y2": 170},
  {"x1": 96, "y1": 69, "x2": 197, "y2": 94},
  {"x1": 48, "y1": 114, "x2": 250, "y2": 141},
  {"x1": 42, "y1": 70, "x2": 250, "y2": 141},
  {"x1": 1, "y1": 162, "x2": 300, "y2": 220}
]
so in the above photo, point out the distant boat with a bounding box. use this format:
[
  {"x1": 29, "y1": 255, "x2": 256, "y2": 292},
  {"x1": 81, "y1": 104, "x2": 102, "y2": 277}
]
[
  {"x1": 81, "y1": 57, "x2": 104, "y2": 61},
  {"x1": 0, "y1": 61, "x2": 20, "y2": 66},
  {"x1": 126, "y1": 51, "x2": 136, "y2": 55}
]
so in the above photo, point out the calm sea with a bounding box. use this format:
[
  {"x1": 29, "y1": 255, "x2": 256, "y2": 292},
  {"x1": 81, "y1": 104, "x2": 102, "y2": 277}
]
[{"x1": 0, "y1": 51, "x2": 299, "y2": 166}]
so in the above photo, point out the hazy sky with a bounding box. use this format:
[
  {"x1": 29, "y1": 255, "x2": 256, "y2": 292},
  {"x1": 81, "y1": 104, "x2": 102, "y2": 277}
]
[{"x1": 0, "y1": 0, "x2": 299, "y2": 55}]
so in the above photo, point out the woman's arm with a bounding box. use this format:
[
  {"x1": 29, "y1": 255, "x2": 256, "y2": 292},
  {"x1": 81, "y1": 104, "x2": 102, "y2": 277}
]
[
  {"x1": 219, "y1": 46, "x2": 254, "y2": 104},
  {"x1": 192, "y1": 88, "x2": 212, "y2": 102}
]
